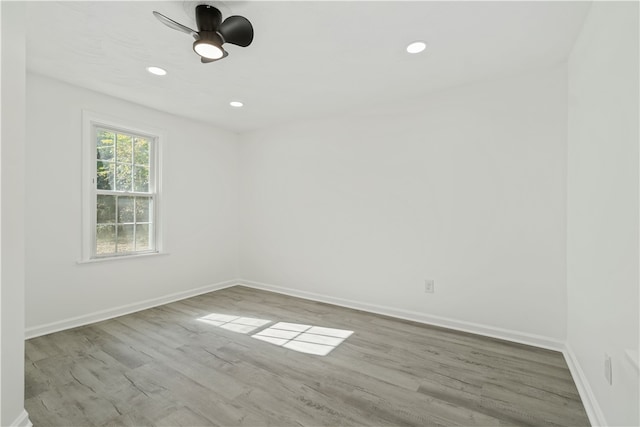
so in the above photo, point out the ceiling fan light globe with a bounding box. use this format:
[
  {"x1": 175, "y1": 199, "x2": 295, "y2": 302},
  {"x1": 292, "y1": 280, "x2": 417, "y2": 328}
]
[{"x1": 193, "y1": 40, "x2": 224, "y2": 59}]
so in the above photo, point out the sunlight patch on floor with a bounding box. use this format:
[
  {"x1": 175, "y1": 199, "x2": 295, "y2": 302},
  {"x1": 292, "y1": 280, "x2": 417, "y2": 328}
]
[
  {"x1": 197, "y1": 315, "x2": 353, "y2": 356},
  {"x1": 197, "y1": 313, "x2": 271, "y2": 334},
  {"x1": 252, "y1": 322, "x2": 354, "y2": 356}
]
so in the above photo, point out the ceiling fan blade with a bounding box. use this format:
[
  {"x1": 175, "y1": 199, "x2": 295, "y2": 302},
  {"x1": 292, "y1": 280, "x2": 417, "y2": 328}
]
[
  {"x1": 153, "y1": 11, "x2": 198, "y2": 39},
  {"x1": 196, "y1": 5, "x2": 222, "y2": 32},
  {"x1": 219, "y1": 16, "x2": 254, "y2": 47},
  {"x1": 200, "y1": 50, "x2": 229, "y2": 63}
]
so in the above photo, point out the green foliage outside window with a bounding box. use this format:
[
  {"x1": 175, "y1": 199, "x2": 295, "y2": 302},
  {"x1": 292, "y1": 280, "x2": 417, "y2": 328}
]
[{"x1": 95, "y1": 128, "x2": 153, "y2": 256}]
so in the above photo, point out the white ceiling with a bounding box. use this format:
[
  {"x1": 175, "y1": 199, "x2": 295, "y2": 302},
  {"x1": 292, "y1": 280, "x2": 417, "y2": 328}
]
[{"x1": 26, "y1": 1, "x2": 591, "y2": 133}]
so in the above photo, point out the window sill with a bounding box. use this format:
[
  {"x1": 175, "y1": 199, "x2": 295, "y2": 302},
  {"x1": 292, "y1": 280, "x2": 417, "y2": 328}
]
[{"x1": 77, "y1": 252, "x2": 169, "y2": 265}]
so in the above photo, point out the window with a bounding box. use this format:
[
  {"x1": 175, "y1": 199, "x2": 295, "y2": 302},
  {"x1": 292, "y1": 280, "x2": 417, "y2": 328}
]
[{"x1": 82, "y1": 112, "x2": 162, "y2": 261}]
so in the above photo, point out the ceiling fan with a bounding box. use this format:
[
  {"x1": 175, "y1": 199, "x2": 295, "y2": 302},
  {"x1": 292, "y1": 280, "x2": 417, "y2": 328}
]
[{"x1": 153, "y1": 4, "x2": 254, "y2": 63}]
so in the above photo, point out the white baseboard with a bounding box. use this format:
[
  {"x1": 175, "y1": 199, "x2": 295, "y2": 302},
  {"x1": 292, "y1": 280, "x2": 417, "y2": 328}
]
[
  {"x1": 238, "y1": 279, "x2": 565, "y2": 352},
  {"x1": 24, "y1": 278, "x2": 602, "y2": 426},
  {"x1": 25, "y1": 279, "x2": 240, "y2": 339},
  {"x1": 563, "y1": 344, "x2": 607, "y2": 427},
  {"x1": 10, "y1": 410, "x2": 32, "y2": 427}
]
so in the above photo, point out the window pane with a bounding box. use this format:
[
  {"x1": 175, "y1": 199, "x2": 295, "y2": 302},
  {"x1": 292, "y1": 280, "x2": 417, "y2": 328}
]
[
  {"x1": 135, "y1": 197, "x2": 150, "y2": 222},
  {"x1": 134, "y1": 137, "x2": 149, "y2": 166},
  {"x1": 97, "y1": 146, "x2": 114, "y2": 162},
  {"x1": 117, "y1": 196, "x2": 134, "y2": 223},
  {"x1": 116, "y1": 133, "x2": 133, "y2": 163},
  {"x1": 134, "y1": 166, "x2": 149, "y2": 192},
  {"x1": 97, "y1": 195, "x2": 116, "y2": 224},
  {"x1": 96, "y1": 224, "x2": 116, "y2": 255},
  {"x1": 96, "y1": 161, "x2": 114, "y2": 190},
  {"x1": 135, "y1": 224, "x2": 151, "y2": 251},
  {"x1": 115, "y1": 163, "x2": 133, "y2": 192},
  {"x1": 97, "y1": 130, "x2": 115, "y2": 148},
  {"x1": 90, "y1": 122, "x2": 158, "y2": 260},
  {"x1": 117, "y1": 224, "x2": 134, "y2": 253}
]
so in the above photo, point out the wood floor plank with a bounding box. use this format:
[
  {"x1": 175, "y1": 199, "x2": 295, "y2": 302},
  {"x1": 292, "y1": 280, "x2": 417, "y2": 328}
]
[{"x1": 25, "y1": 286, "x2": 590, "y2": 426}]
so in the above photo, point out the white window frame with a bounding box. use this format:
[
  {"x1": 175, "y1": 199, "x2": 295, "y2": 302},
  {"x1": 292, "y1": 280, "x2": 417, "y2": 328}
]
[{"x1": 81, "y1": 110, "x2": 164, "y2": 262}]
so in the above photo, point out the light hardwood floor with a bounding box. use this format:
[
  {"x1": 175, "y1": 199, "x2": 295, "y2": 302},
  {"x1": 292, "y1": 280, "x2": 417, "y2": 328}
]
[{"x1": 25, "y1": 286, "x2": 590, "y2": 426}]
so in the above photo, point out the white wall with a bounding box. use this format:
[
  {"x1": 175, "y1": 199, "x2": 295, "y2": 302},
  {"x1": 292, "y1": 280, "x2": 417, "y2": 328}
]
[
  {"x1": 0, "y1": 2, "x2": 29, "y2": 425},
  {"x1": 18, "y1": 3, "x2": 639, "y2": 424},
  {"x1": 25, "y1": 74, "x2": 239, "y2": 333},
  {"x1": 239, "y1": 66, "x2": 568, "y2": 344},
  {"x1": 567, "y1": 2, "x2": 639, "y2": 426}
]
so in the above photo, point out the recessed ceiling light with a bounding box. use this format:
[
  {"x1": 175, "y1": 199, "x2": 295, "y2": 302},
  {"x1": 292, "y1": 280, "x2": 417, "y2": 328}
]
[
  {"x1": 230, "y1": 101, "x2": 244, "y2": 108},
  {"x1": 406, "y1": 41, "x2": 427, "y2": 54},
  {"x1": 146, "y1": 66, "x2": 167, "y2": 76}
]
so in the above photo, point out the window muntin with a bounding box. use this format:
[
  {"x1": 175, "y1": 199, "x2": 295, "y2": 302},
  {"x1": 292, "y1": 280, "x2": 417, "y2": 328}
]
[
  {"x1": 83, "y1": 112, "x2": 160, "y2": 261},
  {"x1": 96, "y1": 129, "x2": 151, "y2": 193},
  {"x1": 94, "y1": 194, "x2": 153, "y2": 256}
]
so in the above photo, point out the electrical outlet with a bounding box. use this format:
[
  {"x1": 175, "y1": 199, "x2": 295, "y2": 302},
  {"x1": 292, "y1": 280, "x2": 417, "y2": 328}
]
[
  {"x1": 604, "y1": 353, "x2": 612, "y2": 385},
  {"x1": 424, "y1": 279, "x2": 435, "y2": 293}
]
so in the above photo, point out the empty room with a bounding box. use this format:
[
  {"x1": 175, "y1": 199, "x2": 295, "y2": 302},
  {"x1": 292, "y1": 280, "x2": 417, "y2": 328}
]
[{"x1": 0, "y1": 0, "x2": 638, "y2": 426}]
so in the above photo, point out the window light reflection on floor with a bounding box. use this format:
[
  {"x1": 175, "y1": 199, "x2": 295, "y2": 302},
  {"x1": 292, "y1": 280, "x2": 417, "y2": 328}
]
[
  {"x1": 197, "y1": 315, "x2": 353, "y2": 356},
  {"x1": 253, "y1": 322, "x2": 353, "y2": 356},
  {"x1": 197, "y1": 313, "x2": 271, "y2": 334}
]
